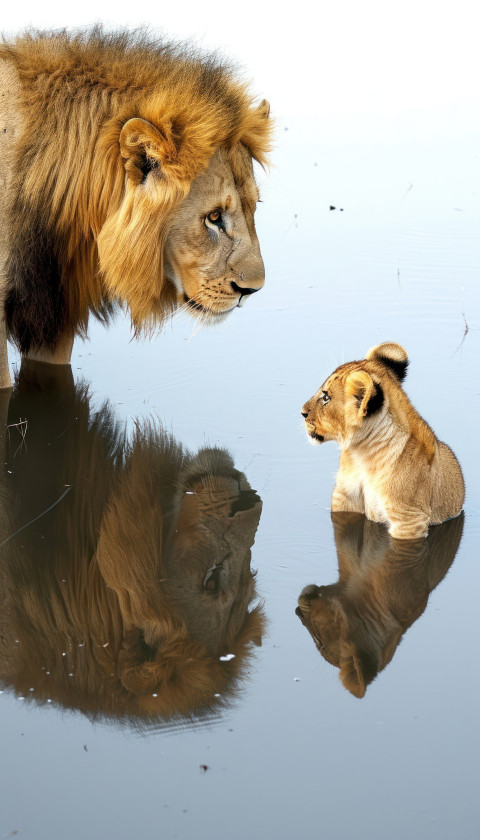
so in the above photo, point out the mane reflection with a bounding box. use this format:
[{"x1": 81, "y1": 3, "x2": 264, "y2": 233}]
[{"x1": 0, "y1": 361, "x2": 264, "y2": 729}]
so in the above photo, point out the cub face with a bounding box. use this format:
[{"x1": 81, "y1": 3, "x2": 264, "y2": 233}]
[
  {"x1": 301, "y1": 343, "x2": 408, "y2": 448},
  {"x1": 301, "y1": 362, "x2": 386, "y2": 447}
]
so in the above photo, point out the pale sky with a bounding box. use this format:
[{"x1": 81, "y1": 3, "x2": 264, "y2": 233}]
[{"x1": 2, "y1": 0, "x2": 479, "y2": 140}]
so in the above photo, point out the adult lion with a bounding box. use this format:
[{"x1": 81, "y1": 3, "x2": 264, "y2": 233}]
[
  {"x1": 0, "y1": 29, "x2": 272, "y2": 388},
  {"x1": 0, "y1": 361, "x2": 264, "y2": 724},
  {"x1": 296, "y1": 511, "x2": 463, "y2": 698}
]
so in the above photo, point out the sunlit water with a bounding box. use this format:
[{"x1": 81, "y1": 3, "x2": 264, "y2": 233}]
[{"x1": 1, "y1": 124, "x2": 479, "y2": 840}]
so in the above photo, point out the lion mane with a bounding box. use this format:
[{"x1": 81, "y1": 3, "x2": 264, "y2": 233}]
[{"x1": 0, "y1": 28, "x2": 272, "y2": 357}]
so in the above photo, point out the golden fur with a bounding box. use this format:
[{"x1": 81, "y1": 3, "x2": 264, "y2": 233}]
[
  {"x1": 296, "y1": 511, "x2": 464, "y2": 697},
  {"x1": 301, "y1": 342, "x2": 465, "y2": 539},
  {"x1": 0, "y1": 28, "x2": 272, "y2": 385},
  {"x1": 0, "y1": 361, "x2": 264, "y2": 724}
]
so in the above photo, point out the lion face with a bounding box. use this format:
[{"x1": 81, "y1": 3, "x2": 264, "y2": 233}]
[
  {"x1": 301, "y1": 362, "x2": 385, "y2": 448},
  {"x1": 163, "y1": 145, "x2": 265, "y2": 320},
  {"x1": 164, "y1": 455, "x2": 263, "y2": 658}
]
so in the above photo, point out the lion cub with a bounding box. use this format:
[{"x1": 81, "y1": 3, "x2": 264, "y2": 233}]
[{"x1": 301, "y1": 343, "x2": 465, "y2": 539}]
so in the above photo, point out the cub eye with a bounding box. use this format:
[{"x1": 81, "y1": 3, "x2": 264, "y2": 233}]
[
  {"x1": 322, "y1": 390, "x2": 331, "y2": 404},
  {"x1": 205, "y1": 210, "x2": 225, "y2": 232}
]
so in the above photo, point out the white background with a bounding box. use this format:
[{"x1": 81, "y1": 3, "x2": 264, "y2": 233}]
[{"x1": 2, "y1": 0, "x2": 480, "y2": 141}]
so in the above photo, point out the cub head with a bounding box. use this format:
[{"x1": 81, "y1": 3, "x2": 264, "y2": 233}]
[
  {"x1": 96, "y1": 100, "x2": 272, "y2": 329},
  {"x1": 301, "y1": 342, "x2": 408, "y2": 447},
  {"x1": 296, "y1": 584, "x2": 378, "y2": 699}
]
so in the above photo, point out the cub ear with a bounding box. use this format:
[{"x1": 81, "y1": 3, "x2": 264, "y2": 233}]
[
  {"x1": 366, "y1": 342, "x2": 409, "y2": 382},
  {"x1": 339, "y1": 652, "x2": 366, "y2": 698},
  {"x1": 339, "y1": 643, "x2": 378, "y2": 698},
  {"x1": 119, "y1": 117, "x2": 178, "y2": 184},
  {"x1": 345, "y1": 370, "x2": 384, "y2": 419}
]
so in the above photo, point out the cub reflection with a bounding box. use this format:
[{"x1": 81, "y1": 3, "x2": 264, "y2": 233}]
[
  {"x1": 0, "y1": 361, "x2": 263, "y2": 725},
  {"x1": 296, "y1": 511, "x2": 463, "y2": 698}
]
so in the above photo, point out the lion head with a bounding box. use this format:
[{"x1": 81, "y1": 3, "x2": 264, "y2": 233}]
[
  {"x1": 0, "y1": 361, "x2": 264, "y2": 724},
  {"x1": 1, "y1": 29, "x2": 273, "y2": 354}
]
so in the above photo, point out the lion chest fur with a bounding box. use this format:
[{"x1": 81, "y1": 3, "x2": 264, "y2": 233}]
[{"x1": 302, "y1": 343, "x2": 465, "y2": 540}]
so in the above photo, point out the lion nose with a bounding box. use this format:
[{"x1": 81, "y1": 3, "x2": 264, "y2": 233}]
[
  {"x1": 301, "y1": 411, "x2": 308, "y2": 418},
  {"x1": 231, "y1": 281, "x2": 260, "y2": 299}
]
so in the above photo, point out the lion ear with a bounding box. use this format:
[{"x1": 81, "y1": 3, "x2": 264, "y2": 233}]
[
  {"x1": 366, "y1": 342, "x2": 409, "y2": 382},
  {"x1": 256, "y1": 99, "x2": 270, "y2": 119},
  {"x1": 118, "y1": 636, "x2": 211, "y2": 694},
  {"x1": 119, "y1": 117, "x2": 178, "y2": 183}
]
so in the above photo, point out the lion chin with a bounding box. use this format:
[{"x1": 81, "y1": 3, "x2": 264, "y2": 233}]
[
  {"x1": 0, "y1": 29, "x2": 272, "y2": 387},
  {"x1": 182, "y1": 294, "x2": 237, "y2": 323}
]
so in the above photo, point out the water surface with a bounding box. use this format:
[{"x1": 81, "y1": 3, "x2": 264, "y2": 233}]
[{"x1": 1, "y1": 125, "x2": 479, "y2": 839}]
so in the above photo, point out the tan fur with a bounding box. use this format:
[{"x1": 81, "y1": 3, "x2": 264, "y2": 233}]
[
  {"x1": 0, "y1": 361, "x2": 264, "y2": 723},
  {"x1": 301, "y1": 342, "x2": 465, "y2": 539},
  {"x1": 296, "y1": 511, "x2": 464, "y2": 697},
  {"x1": 0, "y1": 29, "x2": 272, "y2": 385}
]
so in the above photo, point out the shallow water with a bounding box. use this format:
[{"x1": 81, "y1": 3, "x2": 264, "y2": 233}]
[{"x1": 1, "y1": 125, "x2": 479, "y2": 839}]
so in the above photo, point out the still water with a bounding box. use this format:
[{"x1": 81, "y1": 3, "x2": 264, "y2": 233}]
[{"x1": 1, "y1": 124, "x2": 479, "y2": 839}]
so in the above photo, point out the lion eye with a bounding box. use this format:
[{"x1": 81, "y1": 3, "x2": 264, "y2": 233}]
[
  {"x1": 205, "y1": 210, "x2": 225, "y2": 232},
  {"x1": 203, "y1": 564, "x2": 221, "y2": 592},
  {"x1": 322, "y1": 391, "x2": 331, "y2": 404}
]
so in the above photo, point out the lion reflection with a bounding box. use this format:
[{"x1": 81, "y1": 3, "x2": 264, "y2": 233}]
[
  {"x1": 0, "y1": 361, "x2": 263, "y2": 725},
  {"x1": 296, "y1": 511, "x2": 463, "y2": 698}
]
